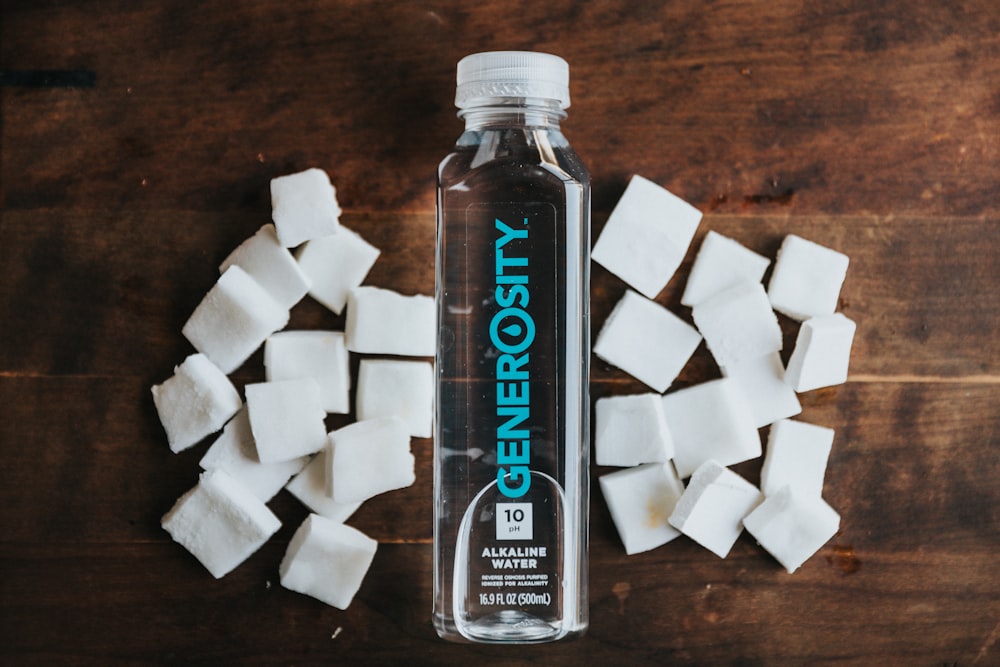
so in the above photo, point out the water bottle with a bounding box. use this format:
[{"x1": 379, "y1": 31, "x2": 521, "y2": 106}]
[{"x1": 433, "y1": 51, "x2": 591, "y2": 644}]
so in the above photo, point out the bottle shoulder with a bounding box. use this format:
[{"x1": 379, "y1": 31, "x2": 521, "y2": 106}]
[{"x1": 438, "y1": 127, "x2": 589, "y2": 190}]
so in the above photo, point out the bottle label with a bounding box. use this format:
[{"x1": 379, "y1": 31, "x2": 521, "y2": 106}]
[{"x1": 458, "y1": 201, "x2": 564, "y2": 628}]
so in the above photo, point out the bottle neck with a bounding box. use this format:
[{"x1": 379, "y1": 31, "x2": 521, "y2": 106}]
[{"x1": 459, "y1": 98, "x2": 566, "y2": 131}]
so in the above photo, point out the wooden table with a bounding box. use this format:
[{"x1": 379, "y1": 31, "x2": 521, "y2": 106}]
[{"x1": 2, "y1": 1, "x2": 997, "y2": 664}]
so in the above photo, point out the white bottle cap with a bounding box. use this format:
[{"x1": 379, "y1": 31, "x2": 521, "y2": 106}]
[{"x1": 455, "y1": 51, "x2": 570, "y2": 110}]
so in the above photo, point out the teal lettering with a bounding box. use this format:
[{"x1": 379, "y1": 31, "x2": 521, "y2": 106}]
[
  {"x1": 496, "y1": 284, "x2": 529, "y2": 308},
  {"x1": 497, "y1": 405, "x2": 529, "y2": 440},
  {"x1": 497, "y1": 439, "x2": 530, "y2": 465},
  {"x1": 495, "y1": 218, "x2": 528, "y2": 248},
  {"x1": 498, "y1": 466, "x2": 530, "y2": 497},
  {"x1": 497, "y1": 353, "x2": 529, "y2": 380},
  {"x1": 497, "y1": 381, "x2": 529, "y2": 405},
  {"x1": 489, "y1": 308, "x2": 535, "y2": 355},
  {"x1": 494, "y1": 215, "x2": 532, "y2": 499}
]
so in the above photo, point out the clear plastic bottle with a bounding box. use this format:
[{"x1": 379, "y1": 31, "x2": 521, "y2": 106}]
[{"x1": 433, "y1": 51, "x2": 590, "y2": 644}]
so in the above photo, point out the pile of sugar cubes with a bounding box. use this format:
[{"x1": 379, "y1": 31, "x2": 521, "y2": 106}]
[
  {"x1": 592, "y1": 175, "x2": 855, "y2": 573},
  {"x1": 152, "y1": 167, "x2": 435, "y2": 608}
]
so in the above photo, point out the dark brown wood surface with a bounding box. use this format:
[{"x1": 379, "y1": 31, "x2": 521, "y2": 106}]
[{"x1": 2, "y1": 1, "x2": 998, "y2": 665}]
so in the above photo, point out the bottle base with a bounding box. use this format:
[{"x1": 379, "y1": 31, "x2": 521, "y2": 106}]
[{"x1": 434, "y1": 612, "x2": 586, "y2": 644}]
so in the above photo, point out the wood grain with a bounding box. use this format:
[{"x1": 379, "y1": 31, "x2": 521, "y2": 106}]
[
  {"x1": 2, "y1": 211, "x2": 995, "y2": 379},
  {"x1": 1, "y1": 0, "x2": 998, "y2": 665},
  {"x1": 2, "y1": 1, "x2": 998, "y2": 216}
]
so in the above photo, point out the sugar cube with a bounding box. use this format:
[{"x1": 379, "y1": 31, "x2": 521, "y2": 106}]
[
  {"x1": 161, "y1": 469, "x2": 281, "y2": 578},
  {"x1": 356, "y1": 359, "x2": 434, "y2": 438},
  {"x1": 593, "y1": 289, "x2": 702, "y2": 392},
  {"x1": 151, "y1": 353, "x2": 242, "y2": 453},
  {"x1": 345, "y1": 286, "x2": 435, "y2": 357},
  {"x1": 743, "y1": 486, "x2": 841, "y2": 573},
  {"x1": 279, "y1": 514, "x2": 378, "y2": 610},
  {"x1": 681, "y1": 231, "x2": 770, "y2": 307},
  {"x1": 219, "y1": 224, "x2": 311, "y2": 309},
  {"x1": 784, "y1": 313, "x2": 856, "y2": 392},
  {"x1": 668, "y1": 459, "x2": 763, "y2": 558},
  {"x1": 692, "y1": 281, "x2": 782, "y2": 369},
  {"x1": 760, "y1": 419, "x2": 834, "y2": 498},
  {"x1": 327, "y1": 417, "x2": 415, "y2": 504},
  {"x1": 767, "y1": 235, "x2": 849, "y2": 321},
  {"x1": 199, "y1": 408, "x2": 309, "y2": 501},
  {"x1": 182, "y1": 265, "x2": 290, "y2": 374},
  {"x1": 662, "y1": 378, "x2": 761, "y2": 479},
  {"x1": 270, "y1": 167, "x2": 341, "y2": 247},
  {"x1": 295, "y1": 225, "x2": 381, "y2": 315},
  {"x1": 592, "y1": 175, "x2": 702, "y2": 298},
  {"x1": 721, "y1": 352, "x2": 802, "y2": 428},
  {"x1": 245, "y1": 378, "x2": 328, "y2": 464},
  {"x1": 600, "y1": 462, "x2": 685, "y2": 555},
  {"x1": 594, "y1": 393, "x2": 674, "y2": 466},
  {"x1": 285, "y1": 450, "x2": 363, "y2": 523},
  {"x1": 264, "y1": 331, "x2": 351, "y2": 414}
]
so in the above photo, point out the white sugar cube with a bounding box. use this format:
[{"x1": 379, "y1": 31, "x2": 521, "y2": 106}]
[
  {"x1": 767, "y1": 235, "x2": 849, "y2": 321},
  {"x1": 721, "y1": 352, "x2": 802, "y2": 428},
  {"x1": 592, "y1": 175, "x2": 702, "y2": 298},
  {"x1": 245, "y1": 378, "x2": 328, "y2": 464},
  {"x1": 345, "y1": 286, "x2": 435, "y2": 357},
  {"x1": 784, "y1": 313, "x2": 856, "y2": 392},
  {"x1": 600, "y1": 462, "x2": 685, "y2": 555},
  {"x1": 356, "y1": 359, "x2": 434, "y2": 438},
  {"x1": 692, "y1": 281, "x2": 782, "y2": 369},
  {"x1": 285, "y1": 450, "x2": 363, "y2": 523},
  {"x1": 219, "y1": 224, "x2": 311, "y2": 309},
  {"x1": 328, "y1": 417, "x2": 415, "y2": 504},
  {"x1": 270, "y1": 167, "x2": 341, "y2": 248},
  {"x1": 662, "y1": 378, "x2": 761, "y2": 479},
  {"x1": 182, "y1": 265, "x2": 290, "y2": 374},
  {"x1": 264, "y1": 331, "x2": 351, "y2": 414},
  {"x1": 161, "y1": 469, "x2": 281, "y2": 578},
  {"x1": 681, "y1": 231, "x2": 770, "y2": 307},
  {"x1": 296, "y1": 225, "x2": 381, "y2": 315},
  {"x1": 593, "y1": 290, "x2": 702, "y2": 392},
  {"x1": 668, "y1": 459, "x2": 763, "y2": 558},
  {"x1": 760, "y1": 419, "x2": 834, "y2": 498},
  {"x1": 151, "y1": 353, "x2": 242, "y2": 453},
  {"x1": 594, "y1": 393, "x2": 674, "y2": 466},
  {"x1": 743, "y1": 486, "x2": 840, "y2": 573},
  {"x1": 279, "y1": 514, "x2": 377, "y2": 610},
  {"x1": 199, "y1": 408, "x2": 309, "y2": 501}
]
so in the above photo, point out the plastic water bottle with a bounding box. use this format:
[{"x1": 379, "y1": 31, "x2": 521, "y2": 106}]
[{"x1": 433, "y1": 51, "x2": 591, "y2": 643}]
